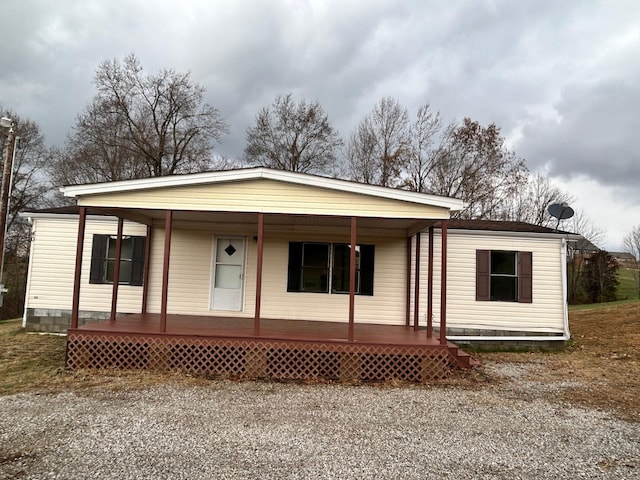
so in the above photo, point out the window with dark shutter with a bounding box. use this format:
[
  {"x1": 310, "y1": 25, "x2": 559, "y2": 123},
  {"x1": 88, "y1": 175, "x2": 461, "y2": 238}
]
[
  {"x1": 476, "y1": 249, "x2": 532, "y2": 303},
  {"x1": 89, "y1": 234, "x2": 146, "y2": 286}
]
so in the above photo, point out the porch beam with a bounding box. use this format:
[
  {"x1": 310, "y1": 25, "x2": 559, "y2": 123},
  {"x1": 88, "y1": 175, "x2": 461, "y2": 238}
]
[
  {"x1": 254, "y1": 212, "x2": 264, "y2": 336},
  {"x1": 70, "y1": 207, "x2": 87, "y2": 329},
  {"x1": 92, "y1": 207, "x2": 153, "y2": 226},
  {"x1": 348, "y1": 216, "x2": 357, "y2": 342},
  {"x1": 160, "y1": 210, "x2": 173, "y2": 333},
  {"x1": 439, "y1": 219, "x2": 448, "y2": 345},
  {"x1": 413, "y1": 232, "x2": 421, "y2": 331},
  {"x1": 141, "y1": 225, "x2": 152, "y2": 314},
  {"x1": 109, "y1": 217, "x2": 124, "y2": 322},
  {"x1": 405, "y1": 236, "x2": 411, "y2": 327},
  {"x1": 427, "y1": 226, "x2": 434, "y2": 339}
]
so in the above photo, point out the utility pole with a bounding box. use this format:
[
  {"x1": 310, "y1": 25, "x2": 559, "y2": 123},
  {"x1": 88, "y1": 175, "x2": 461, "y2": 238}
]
[{"x1": 0, "y1": 117, "x2": 16, "y2": 305}]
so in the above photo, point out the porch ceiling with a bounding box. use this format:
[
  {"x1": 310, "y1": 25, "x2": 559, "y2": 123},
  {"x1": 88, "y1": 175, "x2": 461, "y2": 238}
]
[{"x1": 86, "y1": 207, "x2": 436, "y2": 234}]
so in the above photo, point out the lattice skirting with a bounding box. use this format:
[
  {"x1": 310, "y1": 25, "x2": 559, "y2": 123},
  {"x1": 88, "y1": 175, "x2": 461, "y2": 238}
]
[{"x1": 66, "y1": 332, "x2": 456, "y2": 382}]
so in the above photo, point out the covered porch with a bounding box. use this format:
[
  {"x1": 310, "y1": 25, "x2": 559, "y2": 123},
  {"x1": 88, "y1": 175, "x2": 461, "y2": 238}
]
[{"x1": 62, "y1": 168, "x2": 472, "y2": 382}]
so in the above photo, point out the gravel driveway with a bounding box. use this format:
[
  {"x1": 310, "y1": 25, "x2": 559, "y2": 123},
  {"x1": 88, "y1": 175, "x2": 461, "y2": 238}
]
[{"x1": 1, "y1": 363, "x2": 638, "y2": 480}]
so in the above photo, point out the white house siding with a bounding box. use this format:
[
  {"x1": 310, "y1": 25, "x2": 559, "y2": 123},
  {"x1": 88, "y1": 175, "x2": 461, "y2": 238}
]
[
  {"x1": 24, "y1": 215, "x2": 147, "y2": 313},
  {"x1": 144, "y1": 223, "x2": 408, "y2": 325},
  {"x1": 412, "y1": 231, "x2": 566, "y2": 334}
]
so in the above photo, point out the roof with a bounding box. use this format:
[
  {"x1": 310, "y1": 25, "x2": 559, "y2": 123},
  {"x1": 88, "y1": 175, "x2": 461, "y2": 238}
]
[
  {"x1": 447, "y1": 219, "x2": 575, "y2": 235},
  {"x1": 21, "y1": 206, "x2": 581, "y2": 238},
  {"x1": 60, "y1": 167, "x2": 465, "y2": 211}
]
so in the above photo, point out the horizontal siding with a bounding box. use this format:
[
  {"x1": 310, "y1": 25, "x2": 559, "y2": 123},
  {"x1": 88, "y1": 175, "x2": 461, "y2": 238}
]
[
  {"x1": 414, "y1": 232, "x2": 565, "y2": 333},
  {"x1": 25, "y1": 217, "x2": 148, "y2": 312},
  {"x1": 78, "y1": 179, "x2": 449, "y2": 219},
  {"x1": 144, "y1": 227, "x2": 407, "y2": 325}
]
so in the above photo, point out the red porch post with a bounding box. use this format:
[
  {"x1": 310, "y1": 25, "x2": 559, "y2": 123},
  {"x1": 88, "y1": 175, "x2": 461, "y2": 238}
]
[
  {"x1": 70, "y1": 207, "x2": 87, "y2": 329},
  {"x1": 141, "y1": 225, "x2": 152, "y2": 314},
  {"x1": 160, "y1": 210, "x2": 173, "y2": 333},
  {"x1": 439, "y1": 219, "x2": 448, "y2": 345},
  {"x1": 405, "y1": 237, "x2": 411, "y2": 327},
  {"x1": 427, "y1": 225, "x2": 434, "y2": 339},
  {"x1": 254, "y1": 212, "x2": 264, "y2": 336},
  {"x1": 413, "y1": 232, "x2": 421, "y2": 331},
  {"x1": 109, "y1": 217, "x2": 124, "y2": 322},
  {"x1": 348, "y1": 216, "x2": 357, "y2": 342}
]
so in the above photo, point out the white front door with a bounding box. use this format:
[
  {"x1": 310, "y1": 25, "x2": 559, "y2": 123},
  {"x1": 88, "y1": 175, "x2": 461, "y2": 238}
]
[{"x1": 211, "y1": 237, "x2": 246, "y2": 311}]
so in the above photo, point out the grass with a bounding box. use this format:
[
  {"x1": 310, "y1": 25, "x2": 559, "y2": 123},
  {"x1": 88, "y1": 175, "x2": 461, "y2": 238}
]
[
  {"x1": 0, "y1": 319, "x2": 204, "y2": 396},
  {"x1": 1, "y1": 303, "x2": 639, "y2": 421},
  {"x1": 617, "y1": 268, "x2": 640, "y2": 300}
]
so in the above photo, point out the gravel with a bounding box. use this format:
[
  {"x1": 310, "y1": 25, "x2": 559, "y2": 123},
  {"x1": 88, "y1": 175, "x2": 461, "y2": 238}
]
[{"x1": 1, "y1": 364, "x2": 638, "y2": 479}]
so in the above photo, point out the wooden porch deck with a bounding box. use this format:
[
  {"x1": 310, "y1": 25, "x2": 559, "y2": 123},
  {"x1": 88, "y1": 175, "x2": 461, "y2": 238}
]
[{"x1": 66, "y1": 314, "x2": 477, "y2": 382}]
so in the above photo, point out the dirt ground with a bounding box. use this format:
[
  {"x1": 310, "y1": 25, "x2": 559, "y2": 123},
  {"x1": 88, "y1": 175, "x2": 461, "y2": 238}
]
[
  {"x1": 1, "y1": 301, "x2": 638, "y2": 421},
  {"x1": 466, "y1": 301, "x2": 640, "y2": 422}
]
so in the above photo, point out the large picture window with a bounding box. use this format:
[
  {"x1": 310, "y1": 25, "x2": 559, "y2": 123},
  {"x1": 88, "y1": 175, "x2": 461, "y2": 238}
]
[
  {"x1": 287, "y1": 242, "x2": 374, "y2": 295},
  {"x1": 89, "y1": 234, "x2": 146, "y2": 285},
  {"x1": 476, "y1": 250, "x2": 532, "y2": 303}
]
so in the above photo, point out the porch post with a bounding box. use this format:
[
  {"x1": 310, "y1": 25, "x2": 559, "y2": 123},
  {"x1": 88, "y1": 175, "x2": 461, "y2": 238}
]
[
  {"x1": 70, "y1": 207, "x2": 87, "y2": 330},
  {"x1": 439, "y1": 219, "x2": 448, "y2": 345},
  {"x1": 413, "y1": 232, "x2": 421, "y2": 331},
  {"x1": 160, "y1": 210, "x2": 173, "y2": 333},
  {"x1": 427, "y1": 226, "x2": 434, "y2": 339},
  {"x1": 141, "y1": 225, "x2": 152, "y2": 314},
  {"x1": 109, "y1": 217, "x2": 124, "y2": 322},
  {"x1": 254, "y1": 212, "x2": 264, "y2": 337},
  {"x1": 405, "y1": 236, "x2": 411, "y2": 327},
  {"x1": 348, "y1": 216, "x2": 357, "y2": 342}
]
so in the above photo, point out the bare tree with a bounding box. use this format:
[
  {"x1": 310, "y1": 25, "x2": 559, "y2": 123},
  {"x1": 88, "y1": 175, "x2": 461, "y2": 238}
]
[
  {"x1": 503, "y1": 172, "x2": 575, "y2": 227},
  {"x1": 51, "y1": 54, "x2": 229, "y2": 185},
  {"x1": 623, "y1": 224, "x2": 640, "y2": 298},
  {"x1": 0, "y1": 108, "x2": 51, "y2": 318},
  {"x1": 428, "y1": 118, "x2": 528, "y2": 219},
  {"x1": 244, "y1": 94, "x2": 343, "y2": 174},
  {"x1": 348, "y1": 97, "x2": 410, "y2": 187},
  {"x1": 404, "y1": 104, "x2": 444, "y2": 192}
]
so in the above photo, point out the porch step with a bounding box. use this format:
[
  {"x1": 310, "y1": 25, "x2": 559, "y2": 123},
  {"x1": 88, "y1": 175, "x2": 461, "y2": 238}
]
[{"x1": 447, "y1": 345, "x2": 480, "y2": 369}]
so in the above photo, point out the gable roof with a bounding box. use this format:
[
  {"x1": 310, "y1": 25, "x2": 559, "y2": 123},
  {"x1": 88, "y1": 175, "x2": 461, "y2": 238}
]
[{"x1": 60, "y1": 167, "x2": 464, "y2": 211}]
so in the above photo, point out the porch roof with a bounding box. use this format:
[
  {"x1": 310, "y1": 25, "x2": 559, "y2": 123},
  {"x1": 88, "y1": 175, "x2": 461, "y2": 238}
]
[{"x1": 58, "y1": 167, "x2": 463, "y2": 222}]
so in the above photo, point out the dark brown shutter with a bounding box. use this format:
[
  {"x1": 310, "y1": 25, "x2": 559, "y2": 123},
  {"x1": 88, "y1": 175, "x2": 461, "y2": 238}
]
[
  {"x1": 89, "y1": 234, "x2": 107, "y2": 284},
  {"x1": 518, "y1": 251, "x2": 533, "y2": 303},
  {"x1": 130, "y1": 236, "x2": 146, "y2": 286},
  {"x1": 287, "y1": 242, "x2": 303, "y2": 292},
  {"x1": 476, "y1": 250, "x2": 490, "y2": 301},
  {"x1": 360, "y1": 245, "x2": 375, "y2": 296}
]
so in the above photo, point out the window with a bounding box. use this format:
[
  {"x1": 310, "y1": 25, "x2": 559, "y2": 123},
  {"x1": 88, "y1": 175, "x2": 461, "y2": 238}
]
[
  {"x1": 287, "y1": 242, "x2": 374, "y2": 295},
  {"x1": 476, "y1": 250, "x2": 532, "y2": 303},
  {"x1": 89, "y1": 234, "x2": 145, "y2": 285}
]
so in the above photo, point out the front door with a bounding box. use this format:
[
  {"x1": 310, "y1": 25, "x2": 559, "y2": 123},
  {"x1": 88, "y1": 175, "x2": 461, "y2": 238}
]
[{"x1": 211, "y1": 237, "x2": 246, "y2": 311}]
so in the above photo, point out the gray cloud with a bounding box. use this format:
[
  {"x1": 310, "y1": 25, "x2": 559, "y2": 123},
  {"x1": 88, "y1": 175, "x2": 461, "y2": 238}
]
[{"x1": 1, "y1": 0, "x2": 639, "y2": 245}]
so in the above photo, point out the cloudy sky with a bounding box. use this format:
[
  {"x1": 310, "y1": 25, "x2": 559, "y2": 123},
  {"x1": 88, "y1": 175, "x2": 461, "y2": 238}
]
[{"x1": 1, "y1": 0, "x2": 638, "y2": 250}]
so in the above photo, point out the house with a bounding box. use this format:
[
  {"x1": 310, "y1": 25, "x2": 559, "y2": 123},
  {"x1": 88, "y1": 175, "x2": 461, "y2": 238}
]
[{"x1": 21, "y1": 168, "x2": 578, "y2": 381}]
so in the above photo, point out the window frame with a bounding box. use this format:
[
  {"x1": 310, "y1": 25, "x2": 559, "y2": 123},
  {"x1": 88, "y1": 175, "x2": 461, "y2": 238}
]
[
  {"x1": 89, "y1": 234, "x2": 145, "y2": 286},
  {"x1": 476, "y1": 250, "x2": 532, "y2": 303},
  {"x1": 287, "y1": 241, "x2": 374, "y2": 296}
]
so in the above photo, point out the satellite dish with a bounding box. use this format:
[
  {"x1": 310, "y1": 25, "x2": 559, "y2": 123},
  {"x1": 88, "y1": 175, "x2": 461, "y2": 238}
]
[{"x1": 548, "y1": 202, "x2": 575, "y2": 230}]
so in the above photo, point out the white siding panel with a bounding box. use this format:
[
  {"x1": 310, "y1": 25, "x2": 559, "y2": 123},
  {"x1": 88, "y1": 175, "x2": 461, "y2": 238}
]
[
  {"x1": 25, "y1": 217, "x2": 147, "y2": 312},
  {"x1": 417, "y1": 232, "x2": 565, "y2": 333},
  {"x1": 144, "y1": 227, "x2": 408, "y2": 325}
]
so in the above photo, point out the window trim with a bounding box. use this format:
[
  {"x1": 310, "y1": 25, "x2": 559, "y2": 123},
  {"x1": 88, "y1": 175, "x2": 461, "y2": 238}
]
[
  {"x1": 476, "y1": 250, "x2": 532, "y2": 303},
  {"x1": 89, "y1": 234, "x2": 145, "y2": 286},
  {"x1": 287, "y1": 241, "x2": 374, "y2": 296}
]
